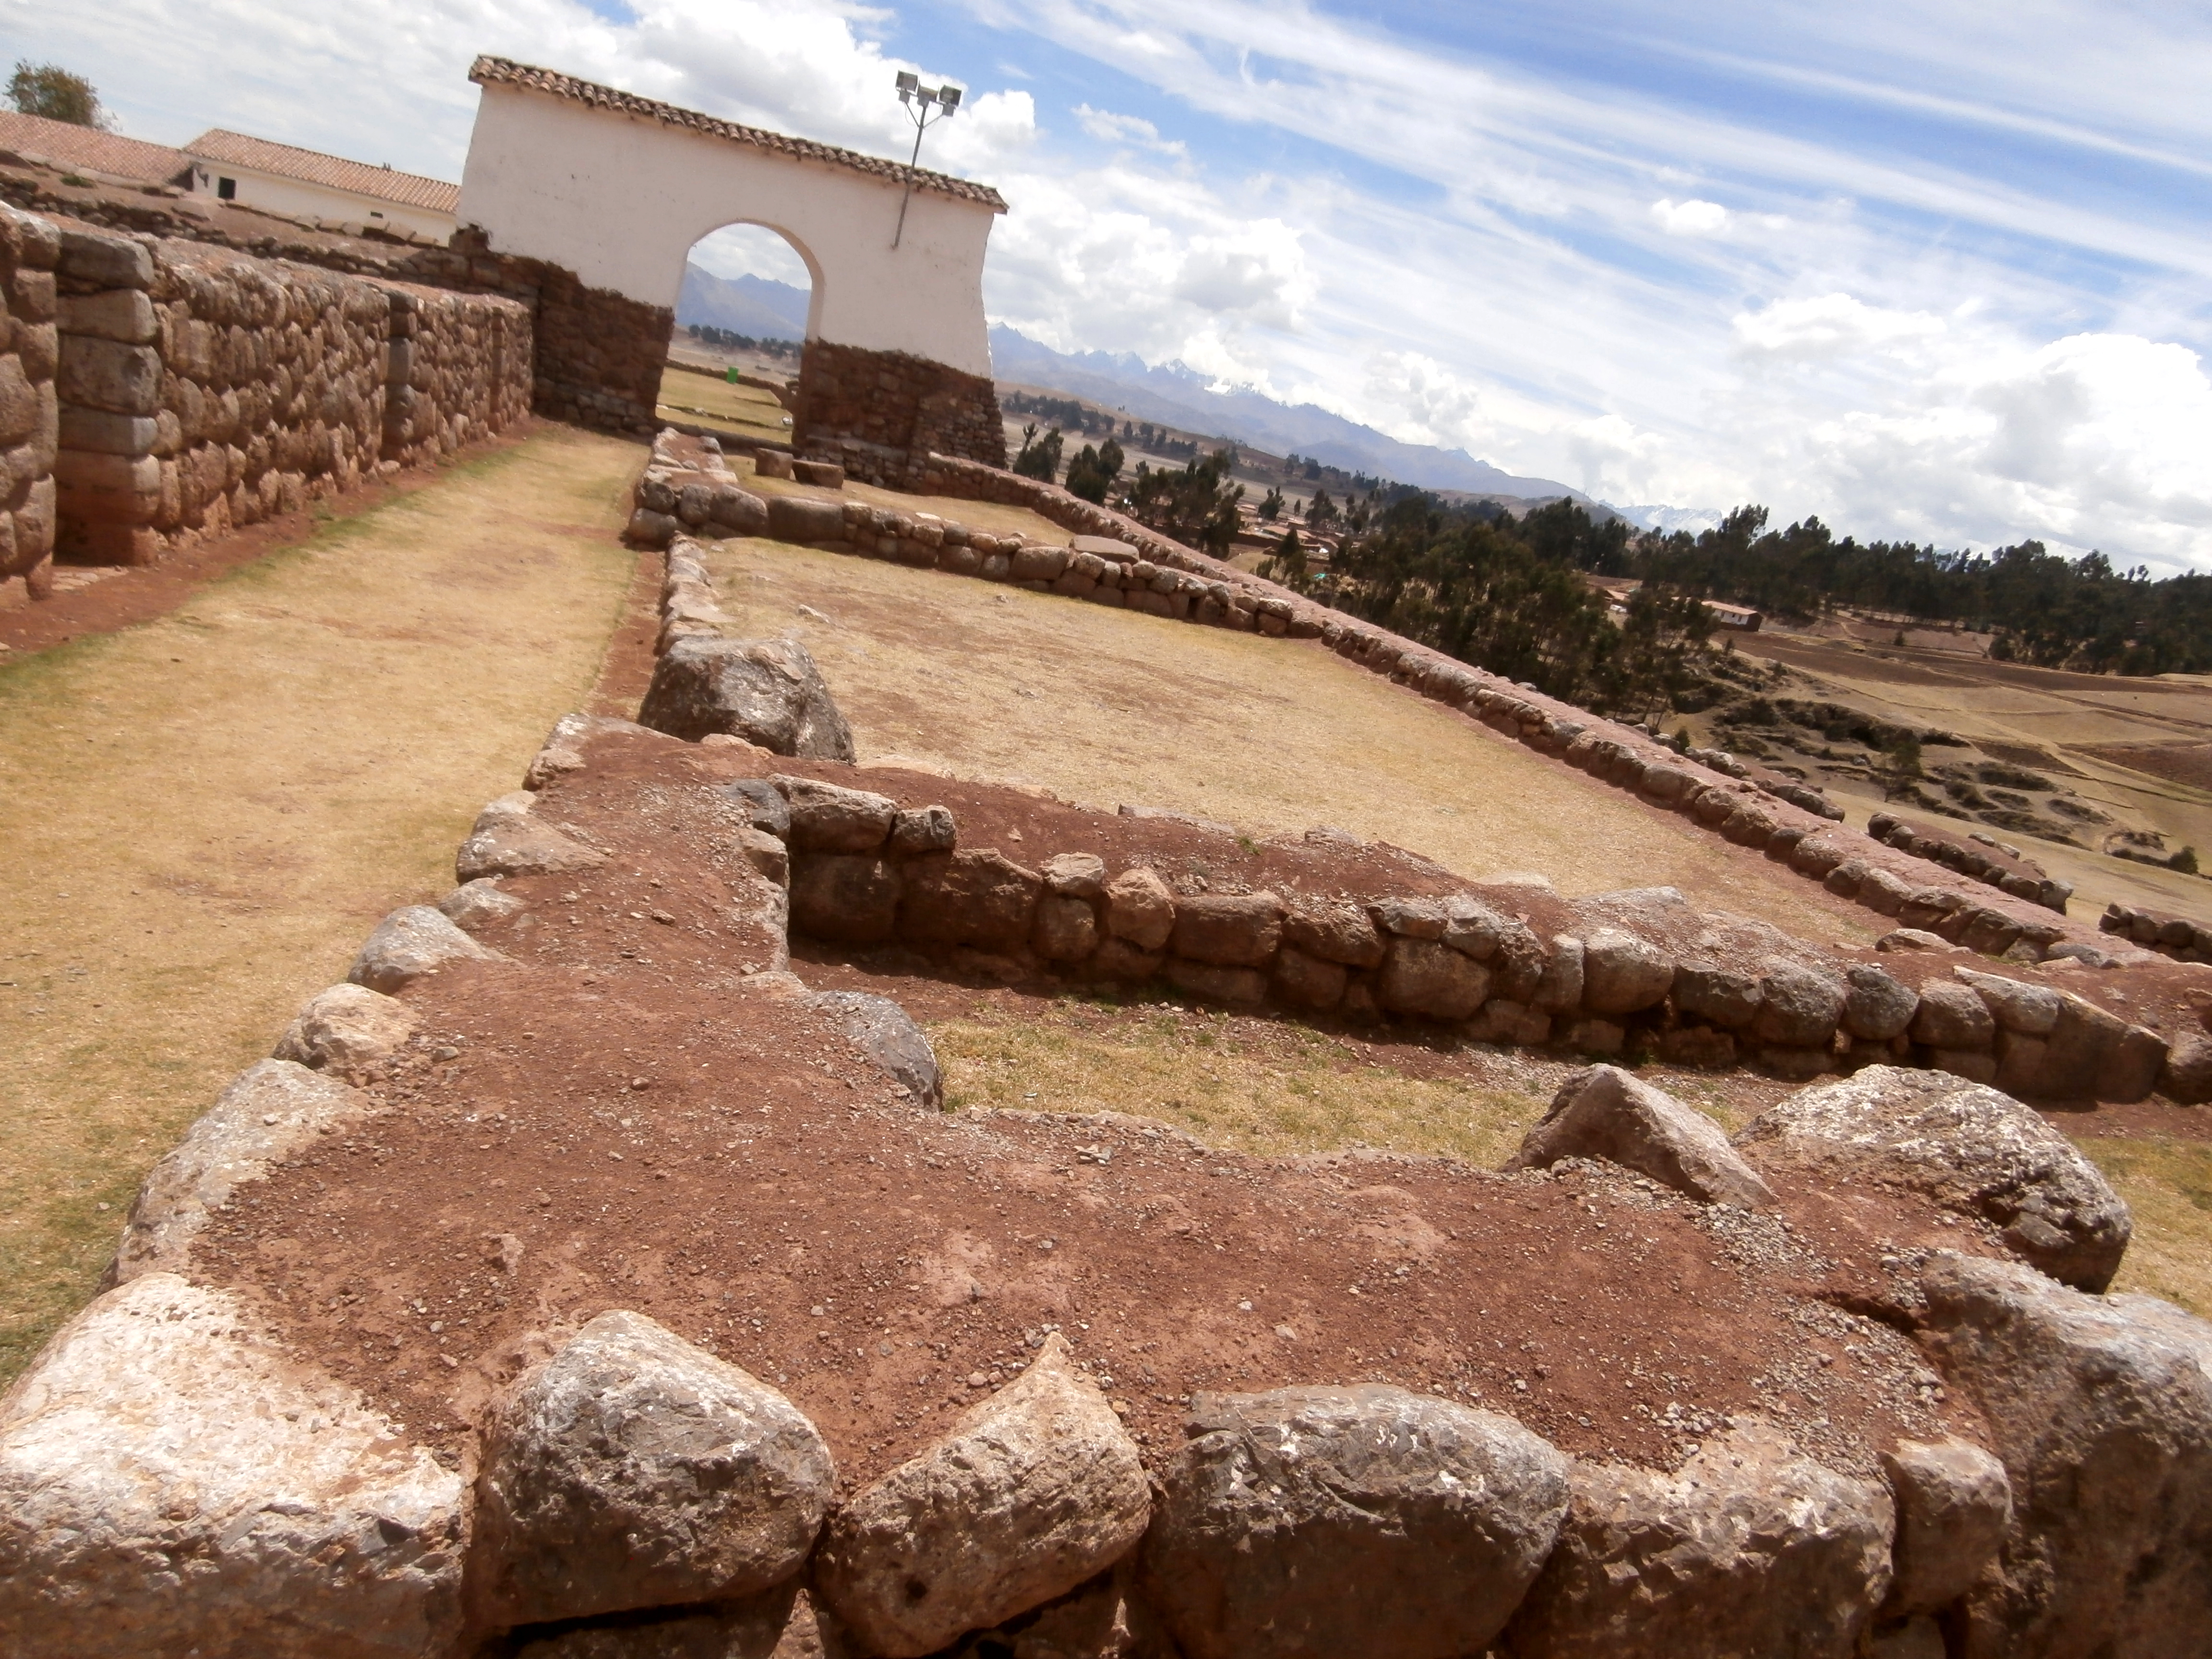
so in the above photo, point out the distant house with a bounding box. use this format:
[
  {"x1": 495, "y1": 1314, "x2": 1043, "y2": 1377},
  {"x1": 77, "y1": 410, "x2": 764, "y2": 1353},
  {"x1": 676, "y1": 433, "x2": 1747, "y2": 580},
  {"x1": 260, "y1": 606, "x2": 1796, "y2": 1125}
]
[
  {"x1": 0, "y1": 109, "x2": 187, "y2": 186},
  {"x1": 181, "y1": 130, "x2": 457, "y2": 241},
  {"x1": 1706, "y1": 600, "x2": 1763, "y2": 631}
]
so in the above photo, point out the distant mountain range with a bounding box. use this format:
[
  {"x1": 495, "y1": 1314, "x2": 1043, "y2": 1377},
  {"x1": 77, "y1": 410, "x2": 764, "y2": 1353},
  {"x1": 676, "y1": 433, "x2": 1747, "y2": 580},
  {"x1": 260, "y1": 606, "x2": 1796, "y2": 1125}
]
[
  {"x1": 677, "y1": 265, "x2": 808, "y2": 339},
  {"x1": 676, "y1": 265, "x2": 1722, "y2": 525}
]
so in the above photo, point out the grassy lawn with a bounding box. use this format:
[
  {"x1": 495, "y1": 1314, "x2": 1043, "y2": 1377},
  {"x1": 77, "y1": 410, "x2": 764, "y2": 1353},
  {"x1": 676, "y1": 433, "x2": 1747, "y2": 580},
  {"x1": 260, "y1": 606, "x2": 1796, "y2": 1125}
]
[{"x1": 0, "y1": 427, "x2": 642, "y2": 1384}]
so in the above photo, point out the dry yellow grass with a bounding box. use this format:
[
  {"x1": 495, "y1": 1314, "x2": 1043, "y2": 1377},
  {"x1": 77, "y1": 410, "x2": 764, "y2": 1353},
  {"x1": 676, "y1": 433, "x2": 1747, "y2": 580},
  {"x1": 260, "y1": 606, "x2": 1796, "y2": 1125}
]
[
  {"x1": 729, "y1": 455, "x2": 1075, "y2": 546},
  {"x1": 0, "y1": 427, "x2": 642, "y2": 1383},
  {"x1": 2075, "y1": 1136, "x2": 2212, "y2": 1315},
  {"x1": 699, "y1": 535, "x2": 1879, "y2": 944},
  {"x1": 655, "y1": 367, "x2": 792, "y2": 442}
]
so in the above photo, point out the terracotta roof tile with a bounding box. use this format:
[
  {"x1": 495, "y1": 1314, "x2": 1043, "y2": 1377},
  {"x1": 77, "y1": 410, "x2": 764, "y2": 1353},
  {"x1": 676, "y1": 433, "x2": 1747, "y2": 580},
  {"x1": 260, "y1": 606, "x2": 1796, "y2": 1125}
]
[
  {"x1": 468, "y1": 56, "x2": 1007, "y2": 213},
  {"x1": 0, "y1": 111, "x2": 186, "y2": 184},
  {"x1": 183, "y1": 130, "x2": 459, "y2": 214}
]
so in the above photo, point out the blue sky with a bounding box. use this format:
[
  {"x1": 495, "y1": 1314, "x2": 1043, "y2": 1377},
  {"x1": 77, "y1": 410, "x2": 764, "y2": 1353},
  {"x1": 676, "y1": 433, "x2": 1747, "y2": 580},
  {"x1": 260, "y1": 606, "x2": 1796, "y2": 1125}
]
[{"x1": 13, "y1": 0, "x2": 2212, "y2": 566}]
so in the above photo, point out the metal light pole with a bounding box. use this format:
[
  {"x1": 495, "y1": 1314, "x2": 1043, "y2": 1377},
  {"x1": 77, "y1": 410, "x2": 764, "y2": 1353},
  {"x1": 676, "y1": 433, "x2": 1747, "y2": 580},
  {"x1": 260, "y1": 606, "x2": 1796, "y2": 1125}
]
[{"x1": 891, "y1": 70, "x2": 961, "y2": 250}]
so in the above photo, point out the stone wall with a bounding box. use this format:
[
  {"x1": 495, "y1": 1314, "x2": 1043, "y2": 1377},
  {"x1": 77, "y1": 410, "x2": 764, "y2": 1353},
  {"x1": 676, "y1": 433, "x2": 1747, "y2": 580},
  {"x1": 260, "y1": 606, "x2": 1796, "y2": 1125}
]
[
  {"x1": 795, "y1": 337, "x2": 1006, "y2": 486},
  {"x1": 0, "y1": 203, "x2": 58, "y2": 604},
  {"x1": 44, "y1": 221, "x2": 533, "y2": 564}
]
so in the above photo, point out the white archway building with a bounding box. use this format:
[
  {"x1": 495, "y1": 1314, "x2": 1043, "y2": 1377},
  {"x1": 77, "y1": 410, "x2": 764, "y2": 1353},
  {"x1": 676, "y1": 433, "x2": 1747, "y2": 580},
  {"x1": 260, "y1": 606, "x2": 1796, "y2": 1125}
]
[{"x1": 455, "y1": 59, "x2": 1009, "y2": 475}]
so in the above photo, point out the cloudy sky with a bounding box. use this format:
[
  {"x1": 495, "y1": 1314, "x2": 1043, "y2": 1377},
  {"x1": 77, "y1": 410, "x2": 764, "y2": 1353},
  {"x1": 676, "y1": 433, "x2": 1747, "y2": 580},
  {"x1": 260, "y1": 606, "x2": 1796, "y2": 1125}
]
[{"x1": 19, "y1": 0, "x2": 2212, "y2": 567}]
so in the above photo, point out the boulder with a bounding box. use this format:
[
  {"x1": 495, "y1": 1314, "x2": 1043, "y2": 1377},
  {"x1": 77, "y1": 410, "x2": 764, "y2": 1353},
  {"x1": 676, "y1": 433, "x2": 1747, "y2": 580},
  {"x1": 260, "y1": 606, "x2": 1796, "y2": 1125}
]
[
  {"x1": 2161, "y1": 1031, "x2": 2212, "y2": 1105},
  {"x1": 1504, "y1": 1065, "x2": 1775, "y2": 1207},
  {"x1": 1879, "y1": 1438, "x2": 2011, "y2": 1617},
  {"x1": 348, "y1": 904, "x2": 505, "y2": 994},
  {"x1": 815, "y1": 1334, "x2": 1150, "y2": 1658},
  {"x1": 1282, "y1": 895, "x2": 1385, "y2": 968},
  {"x1": 1377, "y1": 937, "x2": 1492, "y2": 1020},
  {"x1": 1040, "y1": 853, "x2": 1107, "y2": 900},
  {"x1": 772, "y1": 776, "x2": 898, "y2": 853},
  {"x1": 1735, "y1": 1066, "x2": 2131, "y2": 1290},
  {"x1": 113, "y1": 1059, "x2": 370, "y2": 1281},
  {"x1": 765, "y1": 494, "x2": 847, "y2": 543},
  {"x1": 1916, "y1": 1253, "x2": 2212, "y2": 1657},
  {"x1": 1143, "y1": 1385, "x2": 1568, "y2": 1659},
  {"x1": 1532, "y1": 936, "x2": 1585, "y2": 1012},
  {"x1": 1954, "y1": 967, "x2": 2061, "y2": 1034},
  {"x1": 790, "y1": 854, "x2": 902, "y2": 944},
  {"x1": 1033, "y1": 895, "x2": 1100, "y2": 962},
  {"x1": 900, "y1": 850, "x2": 1043, "y2": 954},
  {"x1": 889, "y1": 805, "x2": 958, "y2": 854},
  {"x1": 1272, "y1": 946, "x2": 1346, "y2": 1009},
  {"x1": 474, "y1": 1311, "x2": 836, "y2": 1627},
  {"x1": 1753, "y1": 958, "x2": 1848, "y2": 1048},
  {"x1": 273, "y1": 982, "x2": 416, "y2": 1076},
  {"x1": 512, "y1": 1582, "x2": 801, "y2": 1658},
  {"x1": 1842, "y1": 964, "x2": 1918, "y2": 1041},
  {"x1": 0, "y1": 1274, "x2": 466, "y2": 1659},
  {"x1": 1503, "y1": 1420, "x2": 1894, "y2": 1659},
  {"x1": 719, "y1": 778, "x2": 793, "y2": 839},
  {"x1": 1672, "y1": 962, "x2": 1762, "y2": 1030},
  {"x1": 1164, "y1": 961, "x2": 1269, "y2": 1004},
  {"x1": 1910, "y1": 982, "x2": 1995, "y2": 1052},
  {"x1": 639, "y1": 636, "x2": 855, "y2": 760},
  {"x1": 1169, "y1": 892, "x2": 1284, "y2": 967},
  {"x1": 456, "y1": 792, "x2": 606, "y2": 881},
  {"x1": 2038, "y1": 994, "x2": 2131, "y2": 1101},
  {"x1": 809, "y1": 991, "x2": 942, "y2": 1107},
  {"x1": 1579, "y1": 928, "x2": 1674, "y2": 1015},
  {"x1": 1103, "y1": 867, "x2": 1176, "y2": 952},
  {"x1": 439, "y1": 877, "x2": 525, "y2": 932},
  {"x1": 1877, "y1": 927, "x2": 1953, "y2": 952}
]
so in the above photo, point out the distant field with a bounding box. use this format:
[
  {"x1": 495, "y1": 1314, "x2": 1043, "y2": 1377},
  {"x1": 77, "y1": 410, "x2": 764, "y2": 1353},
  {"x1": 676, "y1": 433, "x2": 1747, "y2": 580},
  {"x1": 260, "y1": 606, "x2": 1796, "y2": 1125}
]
[{"x1": 655, "y1": 364, "x2": 793, "y2": 443}]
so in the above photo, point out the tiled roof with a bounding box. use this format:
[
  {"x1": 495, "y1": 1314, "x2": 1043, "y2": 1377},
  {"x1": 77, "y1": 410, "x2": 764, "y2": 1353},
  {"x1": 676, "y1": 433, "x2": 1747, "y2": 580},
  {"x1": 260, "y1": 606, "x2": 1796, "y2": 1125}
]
[
  {"x1": 468, "y1": 56, "x2": 1007, "y2": 212},
  {"x1": 182, "y1": 130, "x2": 459, "y2": 214},
  {"x1": 0, "y1": 110, "x2": 187, "y2": 184}
]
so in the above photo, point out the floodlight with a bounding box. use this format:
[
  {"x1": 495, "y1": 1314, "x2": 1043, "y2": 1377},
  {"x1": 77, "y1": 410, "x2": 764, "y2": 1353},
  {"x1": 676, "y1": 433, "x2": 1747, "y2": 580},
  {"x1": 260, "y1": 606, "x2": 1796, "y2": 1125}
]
[
  {"x1": 938, "y1": 85, "x2": 962, "y2": 113},
  {"x1": 890, "y1": 72, "x2": 967, "y2": 247},
  {"x1": 895, "y1": 71, "x2": 920, "y2": 97}
]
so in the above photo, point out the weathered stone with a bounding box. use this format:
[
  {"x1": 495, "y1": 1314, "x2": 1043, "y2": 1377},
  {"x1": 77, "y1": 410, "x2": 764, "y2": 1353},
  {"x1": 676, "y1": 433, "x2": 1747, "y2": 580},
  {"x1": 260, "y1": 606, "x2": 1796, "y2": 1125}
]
[
  {"x1": 1378, "y1": 936, "x2": 1492, "y2": 1020},
  {"x1": 707, "y1": 486, "x2": 771, "y2": 536},
  {"x1": 2160, "y1": 1031, "x2": 2212, "y2": 1105},
  {"x1": 1103, "y1": 866, "x2": 1176, "y2": 951},
  {"x1": 1917, "y1": 1253, "x2": 2212, "y2": 1657},
  {"x1": 1271, "y1": 946, "x2": 1346, "y2": 1009},
  {"x1": 456, "y1": 792, "x2": 606, "y2": 880},
  {"x1": 639, "y1": 636, "x2": 855, "y2": 759},
  {"x1": 719, "y1": 776, "x2": 793, "y2": 839},
  {"x1": 512, "y1": 1581, "x2": 802, "y2": 1659},
  {"x1": 900, "y1": 849, "x2": 1043, "y2": 954},
  {"x1": 888, "y1": 805, "x2": 957, "y2": 854},
  {"x1": 348, "y1": 904, "x2": 504, "y2": 994},
  {"x1": 1672, "y1": 962, "x2": 1762, "y2": 1030},
  {"x1": 1089, "y1": 938, "x2": 1165, "y2": 983},
  {"x1": 2038, "y1": 993, "x2": 2130, "y2": 1100},
  {"x1": 1532, "y1": 935, "x2": 1585, "y2": 1012},
  {"x1": 523, "y1": 712, "x2": 673, "y2": 791},
  {"x1": 1281, "y1": 894, "x2": 1385, "y2": 967},
  {"x1": 273, "y1": 982, "x2": 416, "y2": 1076},
  {"x1": 0, "y1": 1274, "x2": 465, "y2": 1659},
  {"x1": 1843, "y1": 964, "x2": 1918, "y2": 1041},
  {"x1": 1580, "y1": 927, "x2": 1674, "y2": 1015},
  {"x1": 1503, "y1": 1420, "x2": 1893, "y2": 1659},
  {"x1": 113, "y1": 1059, "x2": 367, "y2": 1280},
  {"x1": 1505, "y1": 1064, "x2": 1775, "y2": 1206},
  {"x1": 764, "y1": 494, "x2": 847, "y2": 544},
  {"x1": 1954, "y1": 967, "x2": 2061, "y2": 1034},
  {"x1": 1877, "y1": 927, "x2": 1952, "y2": 952},
  {"x1": 1880, "y1": 1438, "x2": 2011, "y2": 1617},
  {"x1": 1753, "y1": 957, "x2": 1848, "y2": 1048},
  {"x1": 773, "y1": 776, "x2": 898, "y2": 853},
  {"x1": 1656, "y1": 1024, "x2": 1737, "y2": 1069},
  {"x1": 1560, "y1": 1016, "x2": 1626, "y2": 1055},
  {"x1": 1033, "y1": 894, "x2": 1100, "y2": 962},
  {"x1": 810, "y1": 991, "x2": 942, "y2": 1107},
  {"x1": 790, "y1": 854, "x2": 902, "y2": 943},
  {"x1": 1736, "y1": 1066, "x2": 2131, "y2": 1289},
  {"x1": 1164, "y1": 961, "x2": 1270, "y2": 1004},
  {"x1": 1040, "y1": 853, "x2": 1106, "y2": 900},
  {"x1": 1372, "y1": 896, "x2": 1447, "y2": 939},
  {"x1": 2100, "y1": 1023, "x2": 2168, "y2": 1105},
  {"x1": 440, "y1": 877, "x2": 525, "y2": 932},
  {"x1": 816, "y1": 1334, "x2": 1150, "y2": 1658},
  {"x1": 1910, "y1": 981, "x2": 1995, "y2": 1051},
  {"x1": 1144, "y1": 1385, "x2": 1566, "y2": 1659},
  {"x1": 475, "y1": 1311, "x2": 836, "y2": 1627},
  {"x1": 1169, "y1": 892, "x2": 1284, "y2": 967}
]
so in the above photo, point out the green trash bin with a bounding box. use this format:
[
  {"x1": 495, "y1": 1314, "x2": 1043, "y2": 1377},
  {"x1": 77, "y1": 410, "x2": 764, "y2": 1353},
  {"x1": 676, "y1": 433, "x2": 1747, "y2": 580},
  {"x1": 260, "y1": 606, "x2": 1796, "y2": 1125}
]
[{"x1": 726, "y1": 366, "x2": 739, "y2": 383}]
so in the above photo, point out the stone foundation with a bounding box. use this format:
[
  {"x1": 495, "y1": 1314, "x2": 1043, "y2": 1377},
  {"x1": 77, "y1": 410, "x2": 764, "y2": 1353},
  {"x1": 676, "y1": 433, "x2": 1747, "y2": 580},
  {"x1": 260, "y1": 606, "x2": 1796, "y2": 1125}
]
[{"x1": 0, "y1": 203, "x2": 58, "y2": 602}]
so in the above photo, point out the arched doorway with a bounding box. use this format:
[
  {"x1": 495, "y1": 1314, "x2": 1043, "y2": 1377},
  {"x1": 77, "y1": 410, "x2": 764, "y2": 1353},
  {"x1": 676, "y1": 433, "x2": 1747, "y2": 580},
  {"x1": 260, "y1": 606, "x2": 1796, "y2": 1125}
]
[{"x1": 661, "y1": 223, "x2": 817, "y2": 445}]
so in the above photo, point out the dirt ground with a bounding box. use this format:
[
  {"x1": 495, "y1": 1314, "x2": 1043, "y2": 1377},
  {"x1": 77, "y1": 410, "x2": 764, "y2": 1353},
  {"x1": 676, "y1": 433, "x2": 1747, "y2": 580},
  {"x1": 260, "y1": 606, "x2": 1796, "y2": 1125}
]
[
  {"x1": 694, "y1": 535, "x2": 1886, "y2": 950},
  {"x1": 0, "y1": 427, "x2": 645, "y2": 1384}
]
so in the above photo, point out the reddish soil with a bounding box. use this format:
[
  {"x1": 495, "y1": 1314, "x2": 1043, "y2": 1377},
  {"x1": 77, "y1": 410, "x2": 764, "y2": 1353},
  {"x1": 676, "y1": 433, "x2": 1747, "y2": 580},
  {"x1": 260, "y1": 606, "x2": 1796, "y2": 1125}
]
[
  {"x1": 0, "y1": 426, "x2": 542, "y2": 660},
  {"x1": 180, "y1": 730, "x2": 2078, "y2": 1496}
]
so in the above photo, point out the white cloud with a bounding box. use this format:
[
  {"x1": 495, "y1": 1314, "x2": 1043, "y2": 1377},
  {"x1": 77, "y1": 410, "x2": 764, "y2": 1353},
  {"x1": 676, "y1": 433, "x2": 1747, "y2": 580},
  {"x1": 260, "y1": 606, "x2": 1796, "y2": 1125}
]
[
  {"x1": 1651, "y1": 197, "x2": 1730, "y2": 236},
  {"x1": 1070, "y1": 104, "x2": 1185, "y2": 156},
  {"x1": 1732, "y1": 293, "x2": 1948, "y2": 361}
]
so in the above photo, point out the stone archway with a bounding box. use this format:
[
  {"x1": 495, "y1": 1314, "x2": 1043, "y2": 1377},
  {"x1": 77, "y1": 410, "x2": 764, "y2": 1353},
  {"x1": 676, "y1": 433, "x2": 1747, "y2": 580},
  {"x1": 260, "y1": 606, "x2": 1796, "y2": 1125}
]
[{"x1": 456, "y1": 57, "x2": 1008, "y2": 480}]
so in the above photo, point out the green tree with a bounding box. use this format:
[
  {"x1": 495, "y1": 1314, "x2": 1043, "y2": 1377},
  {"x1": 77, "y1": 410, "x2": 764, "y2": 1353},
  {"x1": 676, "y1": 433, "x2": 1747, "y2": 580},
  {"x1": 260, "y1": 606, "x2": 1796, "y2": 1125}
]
[
  {"x1": 1124, "y1": 447, "x2": 1244, "y2": 556},
  {"x1": 1877, "y1": 733, "x2": 1924, "y2": 801},
  {"x1": 1010, "y1": 422, "x2": 1064, "y2": 483},
  {"x1": 8, "y1": 62, "x2": 108, "y2": 128},
  {"x1": 1306, "y1": 486, "x2": 1336, "y2": 529},
  {"x1": 1257, "y1": 486, "x2": 1285, "y2": 523},
  {"x1": 1063, "y1": 437, "x2": 1124, "y2": 505},
  {"x1": 1258, "y1": 527, "x2": 1309, "y2": 589}
]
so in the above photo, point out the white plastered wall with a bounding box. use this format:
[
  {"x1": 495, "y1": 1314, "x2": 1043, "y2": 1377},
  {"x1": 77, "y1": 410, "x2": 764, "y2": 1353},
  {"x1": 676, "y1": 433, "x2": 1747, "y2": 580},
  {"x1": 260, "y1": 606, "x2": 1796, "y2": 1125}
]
[
  {"x1": 456, "y1": 84, "x2": 998, "y2": 378},
  {"x1": 185, "y1": 162, "x2": 457, "y2": 241}
]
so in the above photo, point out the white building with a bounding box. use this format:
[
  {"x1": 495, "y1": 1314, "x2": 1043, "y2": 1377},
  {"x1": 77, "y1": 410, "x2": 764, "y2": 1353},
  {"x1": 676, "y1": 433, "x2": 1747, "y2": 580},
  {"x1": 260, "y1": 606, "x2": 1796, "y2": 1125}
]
[{"x1": 181, "y1": 130, "x2": 457, "y2": 242}]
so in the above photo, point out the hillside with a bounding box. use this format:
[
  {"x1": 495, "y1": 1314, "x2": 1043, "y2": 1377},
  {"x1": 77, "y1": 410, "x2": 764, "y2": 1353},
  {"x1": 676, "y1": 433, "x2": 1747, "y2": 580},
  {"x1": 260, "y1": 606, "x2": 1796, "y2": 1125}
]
[{"x1": 676, "y1": 263, "x2": 808, "y2": 339}]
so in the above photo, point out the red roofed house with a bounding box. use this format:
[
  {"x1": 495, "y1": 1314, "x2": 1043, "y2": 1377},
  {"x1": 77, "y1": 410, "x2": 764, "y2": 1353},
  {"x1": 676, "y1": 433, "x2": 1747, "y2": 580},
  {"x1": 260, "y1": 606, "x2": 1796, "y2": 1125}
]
[
  {"x1": 0, "y1": 109, "x2": 189, "y2": 186},
  {"x1": 181, "y1": 129, "x2": 457, "y2": 241}
]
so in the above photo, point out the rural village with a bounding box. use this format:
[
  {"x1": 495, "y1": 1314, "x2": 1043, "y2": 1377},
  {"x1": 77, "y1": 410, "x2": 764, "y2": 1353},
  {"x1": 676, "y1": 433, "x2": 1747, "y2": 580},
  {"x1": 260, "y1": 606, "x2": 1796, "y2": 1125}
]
[{"x1": 1, "y1": 28, "x2": 2210, "y2": 1659}]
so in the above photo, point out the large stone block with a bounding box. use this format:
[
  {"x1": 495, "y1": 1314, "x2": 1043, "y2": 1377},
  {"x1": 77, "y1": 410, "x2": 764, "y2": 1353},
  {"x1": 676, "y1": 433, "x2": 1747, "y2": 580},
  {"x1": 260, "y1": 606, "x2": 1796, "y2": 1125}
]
[
  {"x1": 1505, "y1": 1064, "x2": 1775, "y2": 1206},
  {"x1": 638, "y1": 635, "x2": 855, "y2": 759},
  {"x1": 56, "y1": 336, "x2": 160, "y2": 416},
  {"x1": 1377, "y1": 936, "x2": 1492, "y2": 1020},
  {"x1": 1169, "y1": 891, "x2": 1284, "y2": 967},
  {"x1": 899, "y1": 848, "x2": 1042, "y2": 954}
]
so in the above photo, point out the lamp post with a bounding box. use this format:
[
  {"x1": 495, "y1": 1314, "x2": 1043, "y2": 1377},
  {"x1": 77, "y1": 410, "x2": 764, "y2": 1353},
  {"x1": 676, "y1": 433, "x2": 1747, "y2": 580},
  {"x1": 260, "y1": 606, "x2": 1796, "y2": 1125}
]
[{"x1": 891, "y1": 70, "x2": 962, "y2": 250}]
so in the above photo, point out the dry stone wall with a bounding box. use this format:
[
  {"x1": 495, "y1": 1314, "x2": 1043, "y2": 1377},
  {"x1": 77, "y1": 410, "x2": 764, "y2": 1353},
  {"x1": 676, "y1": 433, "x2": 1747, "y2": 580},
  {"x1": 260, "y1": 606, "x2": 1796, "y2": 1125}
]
[
  {"x1": 795, "y1": 337, "x2": 1007, "y2": 487},
  {"x1": 630, "y1": 434, "x2": 2127, "y2": 967},
  {"x1": 36, "y1": 217, "x2": 532, "y2": 565},
  {"x1": 0, "y1": 202, "x2": 58, "y2": 605}
]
